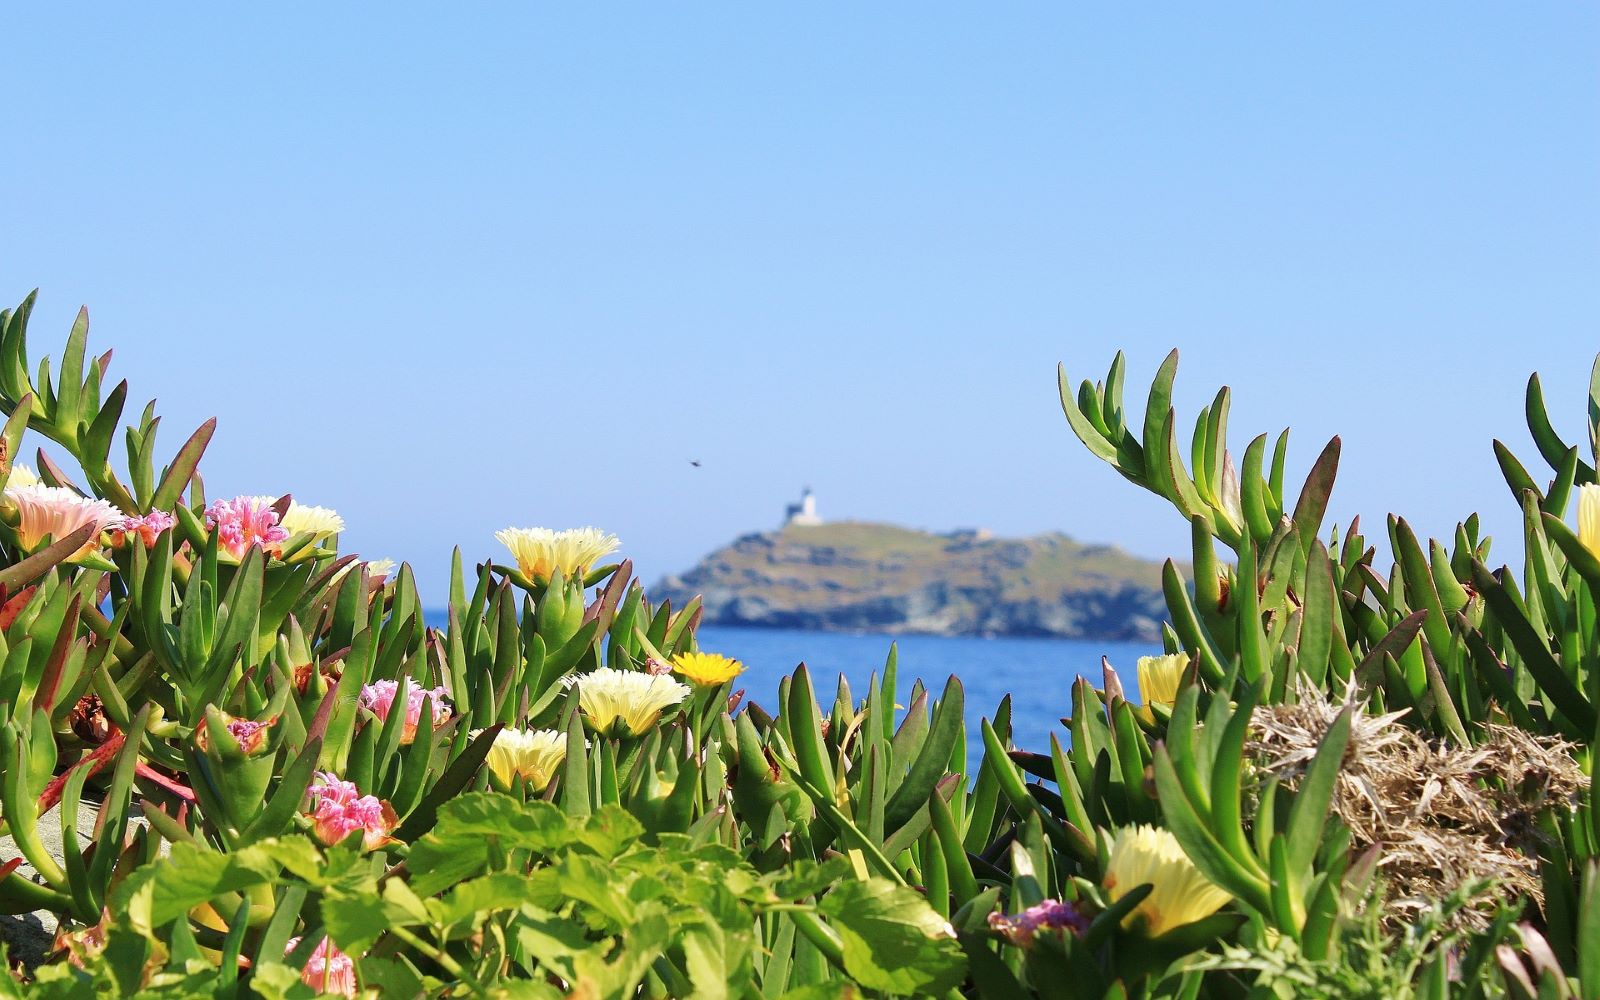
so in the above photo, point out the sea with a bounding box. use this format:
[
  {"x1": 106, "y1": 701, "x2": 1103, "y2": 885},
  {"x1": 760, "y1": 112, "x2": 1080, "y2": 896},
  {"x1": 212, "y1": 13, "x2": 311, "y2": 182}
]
[
  {"x1": 422, "y1": 614, "x2": 1159, "y2": 760},
  {"x1": 699, "y1": 625, "x2": 1161, "y2": 760}
]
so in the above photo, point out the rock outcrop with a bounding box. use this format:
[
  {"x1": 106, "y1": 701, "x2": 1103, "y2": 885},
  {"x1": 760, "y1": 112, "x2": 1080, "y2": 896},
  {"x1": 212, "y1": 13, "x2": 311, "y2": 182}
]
[{"x1": 655, "y1": 522, "x2": 1170, "y2": 640}]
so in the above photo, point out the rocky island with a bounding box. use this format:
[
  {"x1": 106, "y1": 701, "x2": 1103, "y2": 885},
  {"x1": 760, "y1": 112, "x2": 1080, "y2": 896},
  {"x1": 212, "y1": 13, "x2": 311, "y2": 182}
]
[{"x1": 656, "y1": 493, "x2": 1172, "y2": 640}]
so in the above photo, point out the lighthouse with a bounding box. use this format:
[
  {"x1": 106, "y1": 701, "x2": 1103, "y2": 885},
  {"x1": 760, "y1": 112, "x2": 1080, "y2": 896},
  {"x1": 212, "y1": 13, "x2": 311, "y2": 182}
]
[{"x1": 783, "y1": 487, "x2": 822, "y2": 527}]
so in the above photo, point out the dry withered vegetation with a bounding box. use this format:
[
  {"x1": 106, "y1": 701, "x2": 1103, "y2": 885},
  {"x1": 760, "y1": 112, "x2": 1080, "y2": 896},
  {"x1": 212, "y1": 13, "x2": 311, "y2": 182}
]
[{"x1": 1246, "y1": 681, "x2": 1587, "y2": 928}]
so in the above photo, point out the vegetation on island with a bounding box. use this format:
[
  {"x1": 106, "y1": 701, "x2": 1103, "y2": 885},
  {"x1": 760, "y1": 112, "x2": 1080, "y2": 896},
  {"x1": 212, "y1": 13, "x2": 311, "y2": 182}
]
[
  {"x1": 656, "y1": 521, "x2": 1172, "y2": 640},
  {"x1": 0, "y1": 288, "x2": 1596, "y2": 997}
]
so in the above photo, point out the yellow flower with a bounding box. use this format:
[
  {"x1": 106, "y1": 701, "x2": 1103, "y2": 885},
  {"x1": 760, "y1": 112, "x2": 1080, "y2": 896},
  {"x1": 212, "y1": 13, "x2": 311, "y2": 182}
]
[
  {"x1": 1579, "y1": 484, "x2": 1600, "y2": 560},
  {"x1": 482, "y1": 728, "x2": 568, "y2": 791},
  {"x1": 281, "y1": 502, "x2": 345, "y2": 541},
  {"x1": 671, "y1": 651, "x2": 745, "y2": 686},
  {"x1": 571, "y1": 667, "x2": 690, "y2": 738},
  {"x1": 495, "y1": 527, "x2": 620, "y2": 583},
  {"x1": 6, "y1": 465, "x2": 38, "y2": 489},
  {"x1": 1136, "y1": 654, "x2": 1186, "y2": 712},
  {"x1": 1102, "y1": 825, "x2": 1230, "y2": 936}
]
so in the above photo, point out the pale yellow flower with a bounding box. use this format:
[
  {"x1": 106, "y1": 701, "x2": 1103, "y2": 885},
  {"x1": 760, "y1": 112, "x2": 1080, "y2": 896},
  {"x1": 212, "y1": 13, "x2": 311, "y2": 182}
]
[
  {"x1": 495, "y1": 526, "x2": 619, "y2": 582},
  {"x1": 671, "y1": 651, "x2": 745, "y2": 686},
  {"x1": 6, "y1": 465, "x2": 38, "y2": 489},
  {"x1": 365, "y1": 559, "x2": 396, "y2": 580},
  {"x1": 281, "y1": 503, "x2": 345, "y2": 541},
  {"x1": 1579, "y1": 484, "x2": 1600, "y2": 560},
  {"x1": 1137, "y1": 654, "x2": 1187, "y2": 711},
  {"x1": 4, "y1": 484, "x2": 120, "y2": 559},
  {"x1": 1102, "y1": 825, "x2": 1230, "y2": 936},
  {"x1": 570, "y1": 667, "x2": 690, "y2": 738},
  {"x1": 482, "y1": 728, "x2": 568, "y2": 791}
]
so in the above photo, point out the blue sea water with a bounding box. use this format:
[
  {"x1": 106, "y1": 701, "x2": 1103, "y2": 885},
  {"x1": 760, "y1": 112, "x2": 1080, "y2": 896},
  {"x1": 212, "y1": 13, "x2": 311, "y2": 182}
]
[
  {"x1": 423, "y1": 611, "x2": 1159, "y2": 760},
  {"x1": 699, "y1": 625, "x2": 1160, "y2": 759}
]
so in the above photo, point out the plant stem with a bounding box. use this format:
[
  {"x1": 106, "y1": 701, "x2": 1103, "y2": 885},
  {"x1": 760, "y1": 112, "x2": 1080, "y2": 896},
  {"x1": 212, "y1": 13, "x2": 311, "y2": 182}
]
[{"x1": 389, "y1": 925, "x2": 491, "y2": 997}]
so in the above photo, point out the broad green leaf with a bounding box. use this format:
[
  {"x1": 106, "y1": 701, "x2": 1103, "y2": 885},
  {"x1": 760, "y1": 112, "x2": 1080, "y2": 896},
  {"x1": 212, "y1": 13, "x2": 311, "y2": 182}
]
[
  {"x1": 817, "y1": 878, "x2": 966, "y2": 996},
  {"x1": 112, "y1": 841, "x2": 282, "y2": 928}
]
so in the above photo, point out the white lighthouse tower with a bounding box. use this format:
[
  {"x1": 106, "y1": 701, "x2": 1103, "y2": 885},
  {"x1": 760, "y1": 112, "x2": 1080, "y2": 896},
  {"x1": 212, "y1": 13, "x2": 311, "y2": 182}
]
[{"x1": 783, "y1": 487, "x2": 821, "y2": 527}]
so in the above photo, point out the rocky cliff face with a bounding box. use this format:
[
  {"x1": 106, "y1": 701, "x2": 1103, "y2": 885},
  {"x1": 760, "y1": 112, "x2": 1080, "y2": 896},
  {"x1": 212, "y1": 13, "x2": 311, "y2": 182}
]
[{"x1": 655, "y1": 522, "x2": 1170, "y2": 640}]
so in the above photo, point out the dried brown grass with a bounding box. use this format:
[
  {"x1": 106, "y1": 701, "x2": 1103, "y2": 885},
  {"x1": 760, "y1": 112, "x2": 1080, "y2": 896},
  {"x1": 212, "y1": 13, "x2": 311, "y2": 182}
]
[{"x1": 1247, "y1": 681, "x2": 1587, "y2": 927}]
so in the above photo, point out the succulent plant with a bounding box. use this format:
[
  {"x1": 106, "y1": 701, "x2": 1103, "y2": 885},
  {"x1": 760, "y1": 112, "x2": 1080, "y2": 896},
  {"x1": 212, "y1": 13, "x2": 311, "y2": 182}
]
[{"x1": 6, "y1": 288, "x2": 1600, "y2": 998}]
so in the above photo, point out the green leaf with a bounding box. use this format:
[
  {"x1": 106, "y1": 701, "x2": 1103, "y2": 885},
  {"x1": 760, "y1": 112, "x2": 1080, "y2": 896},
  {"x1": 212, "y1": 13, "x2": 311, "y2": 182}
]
[
  {"x1": 817, "y1": 878, "x2": 966, "y2": 996},
  {"x1": 563, "y1": 705, "x2": 591, "y2": 817},
  {"x1": 1495, "y1": 439, "x2": 1543, "y2": 504},
  {"x1": 1239, "y1": 433, "x2": 1276, "y2": 546},
  {"x1": 430, "y1": 872, "x2": 541, "y2": 928},
  {"x1": 1472, "y1": 560, "x2": 1595, "y2": 737},
  {"x1": 1354, "y1": 609, "x2": 1428, "y2": 689},
  {"x1": 1058, "y1": 364, "x2": 1119, "y2": 464},
  {"x1": 882, "y1": 675, "x2": 962, "y2": 833},
  {"x1": 1142, "y1": 350, "x2": 1181, "y2": 498},
  {"x1": 238, "y1": 737, "x2": 323, "y2": 846},
  {"x1": 1528, "y1": 372, "x2": 1596, "y2": 480},
  {"x1": 54, "y1": 306, "x2": 88, "y2": 433},
  {"x1": 113, "y1": 841, "x2": 282, "y2": 928},
  {"x1": 786, "y1": 664, "x2": 835, "y2": 794},
  {"x1": 1291, "y1": 437, "x2": 1340, "y2": 555},
  {"x1": 1283, "y1": 706, "x2": 1352, "y2": 884},
  {"x1": 1392, "y1": 517, "x2": 1451, "y2": 659},
  {"x1": 1543, "y1": 512, "x2": 1600, "y2": 595},
  {"x1": 1580, "y1": 861, "x2": 1600, "y2": 1000},
  {"x1": 392, "y1": 724, "x2": 501, "y2": 841},
  {"x1": 322, "y1": 883, "x2": 425, "y2": 954},
  {"x1": 151, "y1": 418, "x2": 216, "y2": 512},
  {"x1": 0, "y1": 524, "x2": 96, "y2": 594},
  {"x1": 1208, "y1": 685, "x2": 1268, "y2": 884},
  {"x1": 1162, "y1": 559, "x2": 1226, "y2": 684},
  {"x1": 1152, "y1": 745, "x2": 1271, "y2": 915}
]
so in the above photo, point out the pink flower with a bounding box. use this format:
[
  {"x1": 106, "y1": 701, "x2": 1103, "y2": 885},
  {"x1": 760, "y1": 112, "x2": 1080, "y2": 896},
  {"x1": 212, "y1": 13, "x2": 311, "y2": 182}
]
[
  {"x1": 310, "y1": 772, "x2": 362, "y2": 808},
  {"x1": 111, "y1": 510, "x2": 176, "y2": 548},
  {"x1": 284, "y1": 936, "x2": 358, "y2": 997},
  {"x1": 307, "y1": 772, "x2": 396, "y2": 851},
  {"x1": 358, "y1": 679, "x2": 452, "y2": 744},
  {"x1": 988, "y1": 899, "x2": 1089, "y2": 948},
  {"x1": 203, "y1": 496, "x2": 289, "y2": 561},
  {"x1": 4, "y1": 485, "x2": 121, "y2": 559}
]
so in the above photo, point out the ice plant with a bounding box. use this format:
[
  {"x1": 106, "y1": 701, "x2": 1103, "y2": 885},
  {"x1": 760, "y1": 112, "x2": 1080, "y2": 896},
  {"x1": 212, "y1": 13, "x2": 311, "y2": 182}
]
[
  {"x1": 194, "y1": 711, "x2": 275, "y2": 756},
  {"x1": 306, "y1": 772, "x2": 396, "y2": 851},
  {"x1": 671, "y1": 651, "x2": 746, "y2": 686},
  {"x1": 495, "y1": 526, "x2": 620, "y2": 582},
  {"x1": 52, "y1": 908, "x2": 113, "y2": 971},
  {"x1": 280, "y1": 501, "x2": 345, "y2": 541},
  {"x1": 1102, "y1": 824, "x2": 1231, "y2": 936},
  {"x1": 284, "y1": 936, "x2": 358, "y2": 997},
  {"x1": 1135, "y1": 653, "x2": 1186, "y2": 722},
  {"x1": 111, "y1": 509, "x2": 176, "y2": 548},
  {"x1": 482, "y1": 727, "x2": 569, "y2": 791},
  {"x1": 988, "y1": 899, "x2": 1089, "y2": 947},
  {"x1": 3, "y1": 484, "x2": 121, "y2": 559},
  {"x1": 1579, "y1": 484, "x2": 1600, "y2": 560},
  {"x1": 358, "y1": 679, "x2": 452, "y2": 743},
  {"x1": 330, "y1": 557, "x2": 395, "y2": 587},
  {"x1": 571, "y1": 667, "x2": 690, "y2": 738},
  {"x1": 204, "y1": 495, "x2": 289, "y2": 561},
  {"x1": 6, "y1": 464, "x2": 38, "y2": 488}
]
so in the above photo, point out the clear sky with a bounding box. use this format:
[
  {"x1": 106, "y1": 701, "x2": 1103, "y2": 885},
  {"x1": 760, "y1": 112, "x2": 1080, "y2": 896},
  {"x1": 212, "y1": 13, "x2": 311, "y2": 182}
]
[{"x1": 4, "y1": 6, "x2": 1597, "y2": 599}]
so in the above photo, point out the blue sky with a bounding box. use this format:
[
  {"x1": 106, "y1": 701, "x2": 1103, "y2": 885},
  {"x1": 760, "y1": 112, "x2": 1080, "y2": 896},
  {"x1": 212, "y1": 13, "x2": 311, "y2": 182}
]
[{"x1": 4, "y1": 6, "x2": 1597, "y2": 598}]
